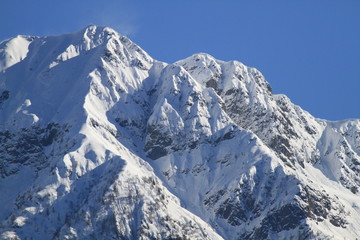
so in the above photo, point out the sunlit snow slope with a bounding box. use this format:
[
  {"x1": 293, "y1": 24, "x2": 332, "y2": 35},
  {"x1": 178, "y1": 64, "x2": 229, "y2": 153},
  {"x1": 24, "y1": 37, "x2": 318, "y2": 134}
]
[{"x1": 0, "y1": 26, "x2": 360, "y2": 240}]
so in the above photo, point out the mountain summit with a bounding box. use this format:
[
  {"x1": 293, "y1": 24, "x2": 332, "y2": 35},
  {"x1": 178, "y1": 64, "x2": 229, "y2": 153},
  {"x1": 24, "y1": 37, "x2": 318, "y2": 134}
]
[{"x1": 1, "y1": 26, "x2": 360, "y2": 240}]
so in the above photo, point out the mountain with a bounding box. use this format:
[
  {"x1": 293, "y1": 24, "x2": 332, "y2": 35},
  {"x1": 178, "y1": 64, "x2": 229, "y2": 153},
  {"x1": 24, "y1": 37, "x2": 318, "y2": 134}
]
[{"x1": 0, "y1": 25, "x2": 359, "y2": 240}]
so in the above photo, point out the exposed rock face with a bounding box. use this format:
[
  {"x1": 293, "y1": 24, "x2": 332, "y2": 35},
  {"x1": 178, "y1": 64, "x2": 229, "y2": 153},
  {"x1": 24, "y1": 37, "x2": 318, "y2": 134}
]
[
  {"x1": 0, "y1": 123, "x2": 69, "y2": 178},
  {"x1": 0, "y1": 26, "x2": 360, "y2": 239}
]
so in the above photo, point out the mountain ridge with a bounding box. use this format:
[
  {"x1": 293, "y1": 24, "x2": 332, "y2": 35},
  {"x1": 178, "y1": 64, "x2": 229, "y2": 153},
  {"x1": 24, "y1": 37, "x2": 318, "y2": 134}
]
[{"x1": 1, "y1": 25, "x2": 360, "y2": 240}]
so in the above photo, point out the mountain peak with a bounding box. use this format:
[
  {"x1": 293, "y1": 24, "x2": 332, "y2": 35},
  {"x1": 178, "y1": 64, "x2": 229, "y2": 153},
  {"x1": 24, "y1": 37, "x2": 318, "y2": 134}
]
[
  {"x1": 177, "y1": 53, "x2": 221, "y2": 67},
  {"x1": 0, "y1": 35, "x2": 35, "y2": 72},
  {"x1": 1, "y1": 26, "x2": 360, "y2": 240},
  {"x1": 81, "y1": 25, "x2": 121, "y2": 43}
]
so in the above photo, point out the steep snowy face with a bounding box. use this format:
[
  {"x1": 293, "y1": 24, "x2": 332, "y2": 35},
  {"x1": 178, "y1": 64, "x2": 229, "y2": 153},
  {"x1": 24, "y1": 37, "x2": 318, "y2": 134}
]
[
  {"x1": 176, "y1": 53, "x2": 326, "y2": 168},
  {"x1": 0, "y1": 25, "x2": 153, "y2": 130},
  {"x1": 0, "y1": 26, "x2": 222, "y2": 240},
  {"x1": 0, "y1": 24, "x2": 155, "y2": 182},
  {"x1": 1, "y1": 26, "x2": 360, "y2": 240},
  {"x1": 0, "y1": 35, "x2": 35, "y2": 72},
  {"x1": 144, "y1": 64, "x2": 230, "y2": 160},
  {"x1": 143, "y1": 53, "x2": 360, "y2": 239},
  {"x1": 316, "y1": 119, "x2": 360, "y2": 193}
]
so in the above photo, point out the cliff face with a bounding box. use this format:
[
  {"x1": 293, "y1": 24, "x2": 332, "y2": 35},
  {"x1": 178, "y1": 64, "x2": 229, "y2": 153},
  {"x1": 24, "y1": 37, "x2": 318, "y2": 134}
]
[{"x1": 1, "y1": 26, "x2": 360, "y2": 240}]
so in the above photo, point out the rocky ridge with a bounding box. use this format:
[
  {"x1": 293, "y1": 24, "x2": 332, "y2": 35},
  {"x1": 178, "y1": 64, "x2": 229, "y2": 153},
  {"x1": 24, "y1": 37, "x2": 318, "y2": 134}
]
[{"x1": 0, "y1": 26, "x2": 360, "y2": 239}]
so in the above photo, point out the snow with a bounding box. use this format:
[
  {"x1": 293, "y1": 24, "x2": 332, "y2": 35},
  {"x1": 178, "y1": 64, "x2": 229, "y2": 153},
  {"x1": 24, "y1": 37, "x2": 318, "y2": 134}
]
[
  {"x1": 0, "y1": 25, "x2": 360, "y2": 239},
  {"x1": 0, "y1": 166, "x2": 35, "y2": 220},
  {"x1": 0, "y1": 35, "x2": 33, "y2": 72}
]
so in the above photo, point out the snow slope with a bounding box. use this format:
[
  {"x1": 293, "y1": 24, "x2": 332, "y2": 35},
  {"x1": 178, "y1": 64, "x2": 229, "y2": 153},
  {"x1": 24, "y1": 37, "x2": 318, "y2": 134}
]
[{"x1": 0, "y1": 26, "x2": 360, "y2": 239}]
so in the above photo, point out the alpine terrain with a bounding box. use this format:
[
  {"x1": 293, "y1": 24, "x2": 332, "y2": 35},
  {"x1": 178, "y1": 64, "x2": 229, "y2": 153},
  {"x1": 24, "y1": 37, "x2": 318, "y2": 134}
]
[{"x1": 1, "y1": 26, "x2": 360, "y2": 240}]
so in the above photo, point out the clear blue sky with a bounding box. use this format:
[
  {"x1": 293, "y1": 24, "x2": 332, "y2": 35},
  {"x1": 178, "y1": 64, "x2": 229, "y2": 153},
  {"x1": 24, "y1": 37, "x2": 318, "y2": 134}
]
[{"x1": 1, "y1": 0, "x2": 359, "y2": 120}]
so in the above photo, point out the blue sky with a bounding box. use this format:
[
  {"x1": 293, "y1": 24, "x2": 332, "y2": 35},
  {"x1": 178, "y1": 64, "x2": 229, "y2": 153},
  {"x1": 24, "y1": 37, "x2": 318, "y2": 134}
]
[{"x1": 1, "y1": 0, "x2": 359, "y2": 120}]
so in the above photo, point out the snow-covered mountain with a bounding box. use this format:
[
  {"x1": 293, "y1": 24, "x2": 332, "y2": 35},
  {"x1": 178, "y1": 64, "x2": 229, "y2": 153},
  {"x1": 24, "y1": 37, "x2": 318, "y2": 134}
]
[{"x1": 0, "y1": 26, "x2": 359, "y2": 239}]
